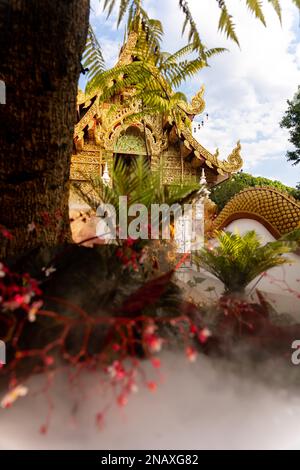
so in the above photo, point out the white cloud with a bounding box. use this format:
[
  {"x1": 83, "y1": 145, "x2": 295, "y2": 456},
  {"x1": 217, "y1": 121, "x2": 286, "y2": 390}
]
[
  {"x1": 157, "y1": 0, "x2": 300, "y2": 179},
  {"x1": 91, "y1": 0, "x2": 300, "y2": 185}
]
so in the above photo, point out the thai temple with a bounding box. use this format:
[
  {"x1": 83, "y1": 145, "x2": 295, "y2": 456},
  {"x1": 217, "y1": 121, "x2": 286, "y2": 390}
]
[
  {"x1": 70, "y1": 30, "x2": 300, "y2": 241},
  {"x1": 70, "y1": 31, "x2": 242, "y2": 194}
]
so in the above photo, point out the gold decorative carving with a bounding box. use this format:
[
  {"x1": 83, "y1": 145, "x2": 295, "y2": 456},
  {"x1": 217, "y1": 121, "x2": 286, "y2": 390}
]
[
  {"x1": 182, "y1": 129, "x2": 243, "y2": 173},
  {"x1": 77, "y1": 89, "x2": 86, "y2": 105},
  {"x1": 181, "y1": 85, "x2": 205, "y2": 115},
  {"x1": 213, "y1": 187, "x2": 300, "y2": 238},
  {"x1": 102, "y1": 105, "x2": 168, "y2": 156},
  {"x1": 117, "y1": 31, "x2": 138, "y2": 66},
  {"x1": 77, "y1": 89, "x2": 99, "y2": 107},
  {"x1": 74, "y1": 100, "x2": 100, "y2": 139}
]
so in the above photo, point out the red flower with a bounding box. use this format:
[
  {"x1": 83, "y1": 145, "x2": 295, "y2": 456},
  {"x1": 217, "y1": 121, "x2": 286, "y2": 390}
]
[
  {"x1": 190, "y1": 324, "x2": 198, "y2": 335},
  {"x1": 145, "y1": 334, "x2": 163, "y2": 353},
  {"x1": 186, "y1": 346, "x2": 197, "y2": 363},
  {"x1": 39, "y1": 425, "x2": 48, "y2": 435},
  {"x1": 198, "y1": 328, "x2": 211, "y2": 344},
  {"x1": 151, "y1": 358, "x2": 161, "y2": 369},
  {"x1": 107, "y1": 361, "x2": 126, "y2": 380},
  {"x1": 126, "y1": 238, "x2": 135, "y2": 247},
  {"x1": 117, "y1": 394, "x2": 128, "y2": 407},
  {"x1": 147, "y1": 381, "x2": 157, "y2": 392},
  {"x1": 96, "y1": 412, "x2": 105, "y2": 429},
  {"x1": 44, "y1": 356, "x2": 55, "y2": 366},
  {"x1": 0, "y1": 227, "x2": 13, "y2": 240}
]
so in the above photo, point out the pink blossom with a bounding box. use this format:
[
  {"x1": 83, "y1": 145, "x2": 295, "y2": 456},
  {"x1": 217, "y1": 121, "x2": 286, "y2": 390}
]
[
  {"x1": 28, "y1": 299, "x2": 43, "y2": 322},
  {"x1": 144, "y1": 323, "x2": 157, "y2": 336},
  {"x1": 151, "y1": 358, "x2": 161, "y2": 369},
  {"x1": 1, "y1": 385, "x2": 28, "y2": 408},
  {"x1": 117, "y1": 394, "x2": 128, "y2": 407},
  {"x1": 42, "y1": 266, "x2": 56, "y2": 277},
  {"x1": 198, "y1": 327, "x2": 211, "y2": 344},
  {"x1": 107, "y1": 361, "x2": 126, "y2": 380},
  {"x1": 146, "y1": 335, "x2": 163, "y2": 353},
  {"x1": 129, "y1": 382, "x2": 139, "y2": 394},
  {"x1": 0, "y1": 262, "x2": 5, "y2": 278},
  {"x1": 147, "y1": 381, "x2": 157, "y2": 392},
  {"x1": 186, "y1": 346, "x2": 197, "y2": 363}
]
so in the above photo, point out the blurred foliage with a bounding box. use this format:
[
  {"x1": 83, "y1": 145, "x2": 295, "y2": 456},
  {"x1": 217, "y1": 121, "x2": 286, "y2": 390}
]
[
  {"x1": 210, "y1": 172, "x2": 300, "y2": 211},
  {"x1": 280, "y1": 85, "x2": 300, "y2": 167}
]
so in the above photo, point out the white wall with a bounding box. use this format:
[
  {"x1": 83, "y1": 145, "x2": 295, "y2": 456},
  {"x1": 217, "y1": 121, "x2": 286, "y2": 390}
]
[{"x1": 225, "y1": 219, "x2": 300, "y2": 316}]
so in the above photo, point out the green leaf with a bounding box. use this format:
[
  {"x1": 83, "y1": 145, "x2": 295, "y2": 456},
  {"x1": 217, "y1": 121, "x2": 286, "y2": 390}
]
[
  {"x1": 246, "y1": 0, "x2": 266, "y2": 26},
  {"x1": 268, "y1": 0, "x2": 282, "y2": 22},
  {"x1": 83, "y1": 25, "x2": 105, "y2": 91},
  {"x1": 194, "y1": 230, "x2": 296, "y2": 293},
  {"x1": 218, "y1": 5, "x2": 240, "y2": 46}
]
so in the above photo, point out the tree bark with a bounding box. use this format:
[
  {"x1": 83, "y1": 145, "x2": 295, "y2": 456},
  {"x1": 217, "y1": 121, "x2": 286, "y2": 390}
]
[{"x1": 0, "y1": 0, "x2": 90, "y2": 258}]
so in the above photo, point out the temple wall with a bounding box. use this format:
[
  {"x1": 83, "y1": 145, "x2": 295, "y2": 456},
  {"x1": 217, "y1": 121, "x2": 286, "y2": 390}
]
[
  {"x1": 71, "y1": 140, "x2": 200, "y2": 187},
  {"x1": 161, "y1": 148, "x2": 198, "y2": 184}
]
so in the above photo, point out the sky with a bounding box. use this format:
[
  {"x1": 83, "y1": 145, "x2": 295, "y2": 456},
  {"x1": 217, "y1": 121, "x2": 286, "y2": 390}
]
[{"x1": 88, "y1": 0, "x2": 300, "y2": 187}]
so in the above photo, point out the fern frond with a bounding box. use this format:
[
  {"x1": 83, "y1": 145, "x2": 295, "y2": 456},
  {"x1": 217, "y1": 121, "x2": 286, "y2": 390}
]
[
  {"x1": 217, "y1": 3, "x2": 240, "y2": 46},
  {"x1": 178, "y1": 0, "x2": 205, "y2": 54},
  {"x1": 83, "y1": 25, "x2": 105, "y2": 93},
  {"x1": 268, "y1": 0, "x2": 282, "y2": 22},
  {"x1": 245, "y1": 0, "x2": 266, "y2": 26},
  {"x1": 163, "y1": 44, "x2": 194, "y2": 64},
  {"x1": 73, "y1": 156, "x2": 199, "y2": 218},
  {"x1": 103, "y1": 0, "x2": 118, "y2": 19},
  {"x1": 117, "y1": 0, "x2": 131, "y2": 26},
  {"x1": 204, "y1": 47, "x2": 228, "y2": 58}
]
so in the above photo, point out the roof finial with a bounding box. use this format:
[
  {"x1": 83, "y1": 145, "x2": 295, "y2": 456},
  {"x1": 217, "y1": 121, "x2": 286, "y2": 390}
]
[
  {"x1": 102, "y1": 162, "x2": 111, "y2": 186},
  {"x1": 200, "y1": 168, "x2": 207, "y2": 185},
  {"x1": 199, "y1": 168, "x2": 210, "y2": 198}
]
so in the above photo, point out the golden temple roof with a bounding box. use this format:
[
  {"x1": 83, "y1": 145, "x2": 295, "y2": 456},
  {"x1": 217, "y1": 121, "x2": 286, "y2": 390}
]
[
  {"x1": 74, "y1": 32, "x2": 244, "y2": 176},
  {"x1": 182, "y1": 129, "x2": 243, "y2": 174},
  {"x1": 117, "y1": 31, "x2": 138, "y2": 66}
]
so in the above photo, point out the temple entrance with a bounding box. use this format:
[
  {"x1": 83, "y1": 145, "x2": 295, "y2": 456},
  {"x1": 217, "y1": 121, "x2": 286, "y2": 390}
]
[
  {"x1": 114, "y1": 153, "x2": 150, "y2": 171},
  {"x1": 113, "y1": 125, "x2": 149, "y2": 171}
]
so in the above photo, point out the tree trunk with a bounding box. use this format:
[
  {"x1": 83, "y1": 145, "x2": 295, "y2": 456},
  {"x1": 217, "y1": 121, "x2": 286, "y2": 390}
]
[{"x1": 0, "y1": 0, "x2": 90, "y2": 258}]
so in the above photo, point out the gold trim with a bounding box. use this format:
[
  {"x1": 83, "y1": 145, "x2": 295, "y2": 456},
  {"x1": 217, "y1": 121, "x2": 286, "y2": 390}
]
[
  {"x1": 181, "y1": 85, "x2": 205, "y2": 115},
  {"x1": 214, "y1": 187, "x2": 300, "y2": 236},
  {"x1": 182, "y1": 130, "x2": 243, "y2": 173},
  {"x1": 117, "y1": 31, "x2": 138, "y2": 66}
]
